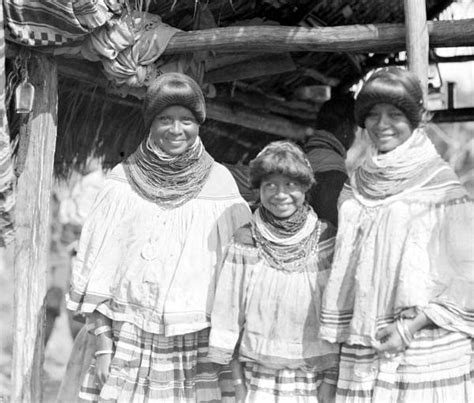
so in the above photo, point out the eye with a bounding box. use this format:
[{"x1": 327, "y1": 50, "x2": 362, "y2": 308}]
[
  {"x1": 157, "y1": 116, "x2": 172, "y2": 124},
  {"x1": 287, "y1": 181, "x2": 300, "y2": 190},
  {"x1": 181, "y1": 118, "x2": 196, "y2": 125},
  {"x1": 366, "y1": 111, "x2": 378, "y2": 119},
  {"x1": 390, "y1": 111, "x2": 405, "y2": 118},
  {"x1": 262, "y1": 182, "x2": 276, "y2": 190}
]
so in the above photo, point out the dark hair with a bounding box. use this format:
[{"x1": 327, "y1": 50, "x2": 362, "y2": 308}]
[
  {"x1": 316, "y1": 95, "x2": 356, "y2": 150},
  {"x1": 143, "y1": 72, "x2": 206, "y2": 130},
  {"x1": 249, "y1": 141, "x2": 315, "y2": 189},
  {"x1": 355, "y1": 67, "x2": 424, "y2": 129}
]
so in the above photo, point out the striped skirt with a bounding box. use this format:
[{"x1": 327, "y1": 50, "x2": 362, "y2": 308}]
[
  {"x1": 336, "y1": 327, "x2": 473, "y2": 403},
  {"x1": 79, "y1": 323, "x2": 234, "y2": 402},
  {"x1": 242, "y1": 362, "x2": 329, "y2": 402}
]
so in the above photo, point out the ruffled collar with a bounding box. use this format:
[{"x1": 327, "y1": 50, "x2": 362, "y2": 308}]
[{"x1": 352, "y1": 128, "x2": 443, "y2": 199}]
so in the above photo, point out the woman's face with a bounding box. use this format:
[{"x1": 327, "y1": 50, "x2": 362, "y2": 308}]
[
  {"x1": 260, "y1": 173, "x2": 306, "y2": 218},
  {"x1": 149, "y1": 105, "x2": 199, "y2": 155},
  {"x1": 364, "y1": 103, "x2": 413, "y2": 153}
]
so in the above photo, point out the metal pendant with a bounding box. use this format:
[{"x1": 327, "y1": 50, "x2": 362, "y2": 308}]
[
  {"x1": 141, "y1": 241, "x2": 159, "y2": 261},
  {"x1": 15, "y1": 81, "x2": 35, "y2": 113}
]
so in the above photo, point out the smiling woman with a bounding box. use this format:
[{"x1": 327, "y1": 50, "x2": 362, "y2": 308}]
[
  {"x1": 355, "y1": 66, "x2": 424, "y2": 153},
  {"x1": 363, "y1": 103, "x2": 413, "y2": 153},
  {"x1": 65, "y1": 72, "x2": 252, "y2": 402},
  {"x1": 319, "y1": 67, "x2": 474, "y2": 402},
  {"x1": 149, "y1": 106, "x2": 200, "y2": 155}
]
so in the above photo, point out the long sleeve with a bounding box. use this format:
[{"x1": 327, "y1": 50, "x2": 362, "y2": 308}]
[
  {"x1": 208, "y1": 234, "x2": 257, "y2": 365},
  {"x1": 423, "y1": 196, "x2": 474, "y2": 336}
]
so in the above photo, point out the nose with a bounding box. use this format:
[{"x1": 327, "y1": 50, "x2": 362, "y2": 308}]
[
  {"x1": 274, "y1": 184, "x2": 288, "y2": 197},
  {"x1": 375, "y1": 112, "x2": 390, "y2": 128},
  {"x1": 169, "y1": 120, "x2": 183, "y2": 134}
]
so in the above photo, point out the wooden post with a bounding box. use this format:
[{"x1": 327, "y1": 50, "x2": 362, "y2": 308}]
[
  {"x1": 404, "y1": 0, "x2": 429, "y2": 100},
  {"x1": 11, "y1": 54, "x2": 58, "y2": 403}
]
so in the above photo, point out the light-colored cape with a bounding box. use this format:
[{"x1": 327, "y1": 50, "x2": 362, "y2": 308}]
[
  {"x1": 67, "y1": 162, "x2": 251, "y2": 337},
  {"x1": 320, "y1": 131, "x2": 473, "y2": 346}
]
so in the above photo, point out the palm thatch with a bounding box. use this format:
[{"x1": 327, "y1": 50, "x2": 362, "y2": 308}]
[{"x1": 5, "y1": 0, "x2": 458, "y2": 176}]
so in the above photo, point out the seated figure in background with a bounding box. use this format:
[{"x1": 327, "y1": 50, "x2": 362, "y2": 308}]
[{"x1": 304, "y1": 95, "x2": 356, "y2": 226}]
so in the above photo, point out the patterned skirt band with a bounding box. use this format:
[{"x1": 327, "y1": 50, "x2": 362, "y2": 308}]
[
  {"x1": 335, "y1": 327, "x2": 472, "y2": 403},
  {"x1": 79, "y1": 324, "x2": 234, "y2": 403}
]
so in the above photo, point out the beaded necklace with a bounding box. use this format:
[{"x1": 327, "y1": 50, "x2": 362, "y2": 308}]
[
  {"x1": 123, "y1": 137, "x2": 214, "y2": 208},
  {"x1": 253, "y1": 206, "x2": 322, "y2": 272}
]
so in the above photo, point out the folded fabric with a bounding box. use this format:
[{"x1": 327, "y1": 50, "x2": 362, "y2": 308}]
[
  {"x1": 82, "y1": 11, "x2": 179, "y2": 86},
  {"x1": 4, "y1": 0, "x2": 123, "y2": 46}
]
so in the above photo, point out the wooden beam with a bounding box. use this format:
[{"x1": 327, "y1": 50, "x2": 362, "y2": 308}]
[
  {"x1": 54, "y1": 57, "x2": 315, "y2": 139},
  {"x1": 431, "y1": 107, "x2": 474, "y2": 123},
  {"x1": 205, "y1": 53, "x2": 296, "y2": 83},
  {"x1": 205, "y1": 53, "x2": 258, "y2": 71},
  {"x1": 206, "y1": 100, "x2": 314, "y2": 140},
  {"x1": 12, "y1": 54, "x2": 58, "y2": 402},
  {"x1": 229, "y1": 90, "x2": 319, "y2": 121},
  {"x1": 162, "y1": 19, "x2": 474, "y2": 54},
  {"x1": 404, "y1": 0, "x2": 429, "y2": 100}
]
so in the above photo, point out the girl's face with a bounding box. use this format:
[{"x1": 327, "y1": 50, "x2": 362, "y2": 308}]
[
  {"x1": 260, "y1": 173, "x2": 306, "y2": 218},
  {"x1": 364, "y1": 103, "x2": 413, "y2": 153},
  {"x1": 149, "y1": 105, "x2": 199, "y2": 155}
]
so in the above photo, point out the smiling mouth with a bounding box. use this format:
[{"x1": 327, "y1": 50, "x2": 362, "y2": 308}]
[
  {"x1": 272, "y1": 203, "x2": 291, "y2": 208},
  {"x1": 165, "y1": 138, "x2": 185, "y2": 143}
]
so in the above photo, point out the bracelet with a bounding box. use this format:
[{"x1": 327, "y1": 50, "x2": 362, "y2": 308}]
[
  {"x1": 396, "y1": 317, "x2": 413, "y2": 347},
  {"x1": 233, "y1": 378, "x2": 244, "y2": 386},
  {"x1": 401, "y1": 318, "x2": 414, "y2": 344},
  {"x1": 94, "y1": 325, "x2": 112, "y2": 337},
  {"x1": 94, "y1": 349, "x2": 114, "y2": 358}
]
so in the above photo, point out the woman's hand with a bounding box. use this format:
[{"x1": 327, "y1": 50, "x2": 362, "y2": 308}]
[
  {"x1": 95, "y1": 353, "x2": 113, "y2": 387},
  {"x1": 374, "y1": 322, "x2": 406, "y2": 357},
  {"x1": 230, "y1": 358, "x2": 247, "y2": 402},
  {"x1": 234, "y1": 383, "x2": 247, "y2": 403},
  {"x1": 94, "y1": 322, "x2": 114, "y2": 388},
  {"x1": 317, "y1": 382, "x2": 336, "y2": 403},
  {"x1": 375, "y1": 311, "x2": 433, "y2": 358}
]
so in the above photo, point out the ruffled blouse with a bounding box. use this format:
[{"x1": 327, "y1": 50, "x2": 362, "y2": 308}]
[
  {"x1": 208, "y1": 219, "x2": 339, "y2": 371},
  {"x1": 66, "y1": 162, "x2": 251, "y2": 337},
  {"x1": 320, "y1": 162, "x2": 474, "y2": 346}
]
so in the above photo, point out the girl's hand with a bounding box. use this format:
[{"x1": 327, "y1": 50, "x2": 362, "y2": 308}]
[
  {"x1": 234, "y1": 383, "x2": 247, "y2": 403},
  {"x1": 317, "y1": 382, "x2": 336, "y2": 403},
  {"x1": 95, "y1": 353, "x2": 112, "y2": 387},
  {"x1": 374, "y1": 323, "x2": 406, "y2": 357}
]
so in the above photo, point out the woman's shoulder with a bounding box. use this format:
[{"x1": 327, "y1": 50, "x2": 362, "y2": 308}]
[{"x1": 199, "y1": 162, "x2": 242, "y2": 198}]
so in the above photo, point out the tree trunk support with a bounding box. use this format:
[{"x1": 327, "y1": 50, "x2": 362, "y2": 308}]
[
  {"x1": 404, "y1": 0, "x2": 429, "y2": 100},
  {"x1": 12, "y1": 54, "x2": 58, "y2": 403}
]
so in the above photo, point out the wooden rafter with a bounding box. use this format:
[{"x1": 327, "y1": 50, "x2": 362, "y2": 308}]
[
  {"x1": 162, "y1": 19, "x2": 474, "y2": 55},
  {"x1": 53, "y1": 57, "x2": 315, "y2": 140}
]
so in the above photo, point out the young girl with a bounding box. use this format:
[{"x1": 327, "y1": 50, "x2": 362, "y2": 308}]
[{"x1": 208, "y1": 141, "x2": 339, "y2": 402}]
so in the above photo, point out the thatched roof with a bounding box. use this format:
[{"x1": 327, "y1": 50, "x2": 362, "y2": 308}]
[{"x1": 5, "y1": 0, "x2": 458, "y2": 176}]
